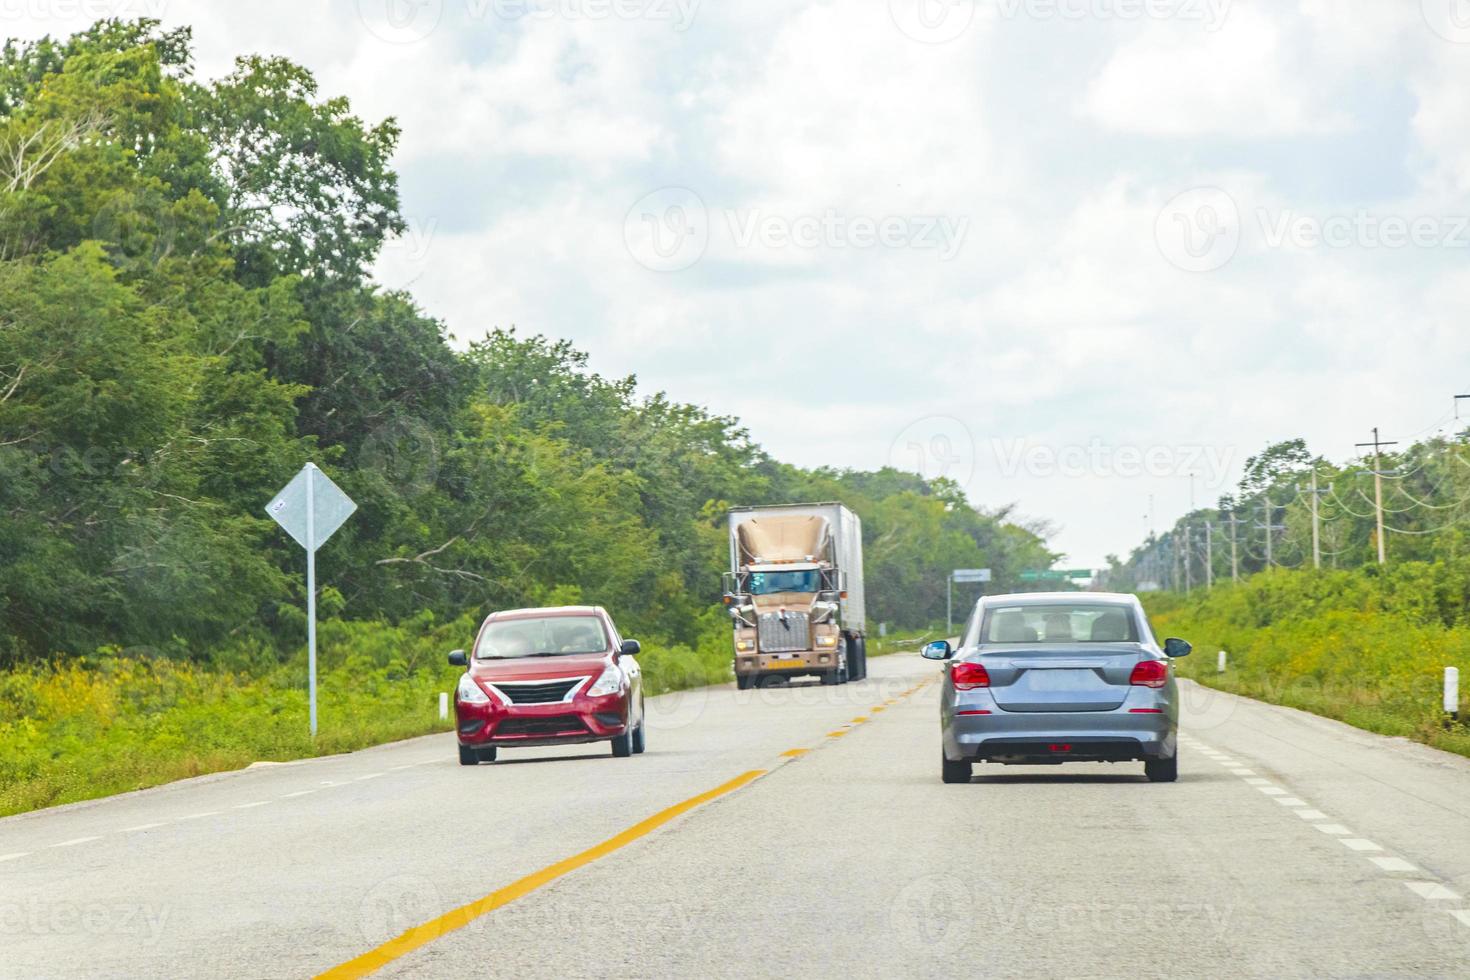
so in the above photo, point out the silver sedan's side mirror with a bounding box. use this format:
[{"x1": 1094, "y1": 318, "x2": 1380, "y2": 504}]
[{"x1": 921, "y1": 641, "x2": 954, "y2": 661}]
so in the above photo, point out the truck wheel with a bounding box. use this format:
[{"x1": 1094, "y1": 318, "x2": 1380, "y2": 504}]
[
  {"x1": 941, "y1": 753, "x2": 972, "y2": 784},
  {"x1": 611, "y1": 729, "x2": 634, "y2": 758},
  {"x1": 458, "y1": 744, "x2": 479, "y2": 767},
  {"x1": 820, "y1": 669, "x2": 840, "y2": 686},
  {"x1": 852, "y1": 636, "x2": 868, "y2": 681},
  {"x1": 737, "y1": 674, "x2": 754, "y2": 691}
]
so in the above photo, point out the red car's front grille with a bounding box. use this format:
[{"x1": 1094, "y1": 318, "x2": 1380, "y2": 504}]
[{"x1": 496, "y1": 715, "x2": 589, "y2": 738}]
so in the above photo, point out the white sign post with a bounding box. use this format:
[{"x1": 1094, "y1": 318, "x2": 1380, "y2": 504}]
[{"x1": 266, "y1": 463, "x2": 357, "y2": 737}]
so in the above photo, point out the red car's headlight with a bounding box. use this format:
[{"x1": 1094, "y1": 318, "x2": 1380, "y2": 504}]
[{"x1": 586, "y1": 666, "x2": 623, "y2": 697}]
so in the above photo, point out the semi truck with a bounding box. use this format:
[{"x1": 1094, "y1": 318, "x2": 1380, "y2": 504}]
[{"x1": 723, "y1": 503, "x2": 867, "y2": 689}]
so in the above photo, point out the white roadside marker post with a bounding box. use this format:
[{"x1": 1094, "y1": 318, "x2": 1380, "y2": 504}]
[
  {"x1": 266, "y1": 463, "x2": 357, "y2": 738},
  {"x1": 439, "y1": 692, "x2": 449, "y2": 721},
  {"x1": 1446, "y1": 667, "x2": 1460, "y2": 726},
  {"x1": 1218, "y1": 650, "x2": 1227, "y2": 673}
]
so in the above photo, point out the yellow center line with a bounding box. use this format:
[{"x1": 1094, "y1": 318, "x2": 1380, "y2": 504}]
[
  {"x1": 316, "y1": 769, "x2": 768, "y2": 979},
  {"x1": 827, "y1": 730, "x2": 849, "y2": 738},
  {"x1": 852, "y1": 716, "x2": 870, "y2": 723},
  {"x1": 780, "y1": 748, "x2": 810, "y2": 757}
]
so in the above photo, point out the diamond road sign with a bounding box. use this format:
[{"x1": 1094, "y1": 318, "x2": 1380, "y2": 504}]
[
  {"x1": 266, "y1": 463, "x2": 357, "y2": 552},
  {"x1": 952, "y1": 569, "x2": 992, "y2": 583}
]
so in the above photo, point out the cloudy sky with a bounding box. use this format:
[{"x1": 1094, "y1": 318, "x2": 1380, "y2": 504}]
[{"x1": 13, "y1": 0, "x2": 1470, "y2": 566}]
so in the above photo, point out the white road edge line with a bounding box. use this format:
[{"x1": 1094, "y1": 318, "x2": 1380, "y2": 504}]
[
  {"x1": 1450, "y1": 910, "x2": 1470, "y2": 927},
  {"x1": 354, "y1": 773, "x2": 384, "y2": 781},
  {"x1": 233, "y1": 801, "x2": 271, "y2": 810},
  {"x1": 177, "y1": 812, "x2": 220, "y2": 821},
  {"x1": 0, "y1": 852, "x2": 29, "y2": 861},
  {"x1": 49, "y1": 837, "x2": 101, "y2": 848},
  {"x1": 1405, "y1": 881, "x2": 1462, "y2": 901},
  {"x1": 282, "y1": 791, "x2": 315, "y2": 799},
  {"x1": 121, "y1": 823, "x2": 167, "y2": 832}
]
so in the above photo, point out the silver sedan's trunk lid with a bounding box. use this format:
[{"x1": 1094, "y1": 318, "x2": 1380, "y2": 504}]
[{"x1": 980, "y1": 643, "x2": 1146, "y2": 712}]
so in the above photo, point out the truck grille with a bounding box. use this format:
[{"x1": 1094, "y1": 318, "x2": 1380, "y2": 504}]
[
  {"x1": 758, "y1": 611, "x2": 811, "y2": 653},
  {"x1": 489, "y1": 678, "x2": 586, "y2": 704}
]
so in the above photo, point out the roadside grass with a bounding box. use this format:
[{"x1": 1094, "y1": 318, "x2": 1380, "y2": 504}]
[
  {"x1": 0, "y1": 615, "x2": 734, "y2": 818},
  {"x1": 1147, "y1": 569, "x2": 1470, "y2": 762}
]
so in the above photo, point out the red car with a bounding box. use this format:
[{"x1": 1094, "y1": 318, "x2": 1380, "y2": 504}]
[{"x1": 448, "y1": 606, "x2": 646, "y2": 764}]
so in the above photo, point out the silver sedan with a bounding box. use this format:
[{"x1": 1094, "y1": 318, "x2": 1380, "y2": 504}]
[{"x1": 922, "y1": 592, "x2": 1191, "y2": 784}]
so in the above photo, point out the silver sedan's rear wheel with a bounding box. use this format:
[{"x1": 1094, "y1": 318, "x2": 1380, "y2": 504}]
[
  {"x1": 1145, "y1": 752, "x2": 1178, "y2": 782},
  {"x1": 941, "y1": 753, "x2": 972, "y2": 784}
]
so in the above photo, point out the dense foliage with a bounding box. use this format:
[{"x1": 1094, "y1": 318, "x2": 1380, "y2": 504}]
[
  {"x1": 1145, "y1": 564, "x2": 1470, "y2": 760},
  {"x1": 0, "y1": 20, "x2": 1056, "y2": 671}
]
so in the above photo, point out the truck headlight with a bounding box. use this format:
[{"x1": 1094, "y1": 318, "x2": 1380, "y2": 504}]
[
  {"x1": 736, "y1": 639, "x2": 755, "y2": 652},
  {"x1": 456, "y1": 674, "x2": 490, "y2": 705},
  {"x1": 816, "y1": 634, "x2": 838, "y2": 648}
]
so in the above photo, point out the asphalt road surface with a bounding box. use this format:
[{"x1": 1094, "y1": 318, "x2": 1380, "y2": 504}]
[{"x1": 4, "y1": 652, "x2": 1470, "y2": 979}]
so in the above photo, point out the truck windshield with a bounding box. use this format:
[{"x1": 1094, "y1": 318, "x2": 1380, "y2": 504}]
[{"x1": 747, "y1": 570, "x2": 820, "y2": 595}]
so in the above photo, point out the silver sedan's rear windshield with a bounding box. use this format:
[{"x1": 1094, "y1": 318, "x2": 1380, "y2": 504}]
[{"x1": 979, "y1": 604, "x2": 1139, "y2": 644}]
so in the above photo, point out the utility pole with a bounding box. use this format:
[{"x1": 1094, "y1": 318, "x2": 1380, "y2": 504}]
[
  {"x1": 1184, "y1": 525, "x2": 1193, "y2": 593},
  {"x1": 1225, "y1": 512, "x2": 1243, "y2": 582},
  {"x1": 1256, "y1": 501, "x2": 1285, "y2": 568},
  {"x1": 1355, "y1": 428, "x2": 1399, "y2": 566},
  {"x1": 1205, "y1": 520, "x2": 1215, "y2": 589},
  {"x1": 1298, "y1": 468, "x2": 1326, "y2": 570}
]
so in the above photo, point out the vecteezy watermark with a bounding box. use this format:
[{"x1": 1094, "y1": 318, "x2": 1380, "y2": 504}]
[
  {"x1": 1157, "y1": 186, "x2": 1470, "y2": 272},
  {"x1": 624, "y1": 187, "x2": 710, "y2": 273},
  {"x1": 0, "y1": 0, "x2": 167, "y2": 19},
  {"x1": 1422, "y1": 0, "x2": 1470, "y2": 43},
  {"x1": 0, "y1": 900, "x2": 170, "y2": 943},
  {"x1": 1257, "y1": 210, "x2": 1470, "y2": 252},
  {"x1": 891, "y1": 874, "x2": 1234, "y2": 954},
  {"x1": 990, "y1": 0, "x2": 1231, "y2": 30},
  {"x1": 890, "y1": 0, "x2": 1229, "y2": 43},
  {"x1": 1155, "y1": 187, "x2": 1241, "y2": 273},
  {"x1": 624, "y1": 190, "x2": 969, "y2": 270},
  {"x1": 889, "y1": 0, "x2": 978, "y2": 44},
  {"x1": 726, "y1": 210, "x2": 969, "y2": 261},
  {"x1": 358, "y1": 0, "x2": 700, "y2": 44},
  {"x1": 889, "y1": 417, "x2": 978, "y2": 487},
  {"x1": 990, "y1": 438, "x2": 1236, "y2": 484}
]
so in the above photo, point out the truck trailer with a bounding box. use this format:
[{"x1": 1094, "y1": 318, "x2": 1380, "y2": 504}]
[{"x1": 724, "y1": 503, "x2": 867, "y2": 689}]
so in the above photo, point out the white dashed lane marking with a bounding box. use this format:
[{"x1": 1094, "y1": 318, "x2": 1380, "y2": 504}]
[
  {"x1": 121, "y1": 823, "x2": 167, "y2": 832},
  {"x1": 0, "y1": 852, "x2": 29, "y2": 862},
  {"x1": 233, "y1": 801, "x2": 271, "y2": 810},
  {"x1": 49, "y1": 837, "x2": 100, "y2": 848},
  {"x1": 1198, "y1": 736, "x2": 1470, "y2": 930},
  {"x1": 1371, "y1": 857, "x2": 1419, "y2": 873}
]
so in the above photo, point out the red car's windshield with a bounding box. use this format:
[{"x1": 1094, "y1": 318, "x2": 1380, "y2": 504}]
[{"x1": 475, "y1": 616, "x2": 609, "y2": 659}]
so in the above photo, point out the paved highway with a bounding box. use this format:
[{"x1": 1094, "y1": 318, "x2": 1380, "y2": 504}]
[{"x1": 3, "y1": 652, "x2": 1470, "y2": 978}]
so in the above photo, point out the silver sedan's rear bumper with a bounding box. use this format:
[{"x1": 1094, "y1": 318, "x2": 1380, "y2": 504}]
[{"x1": 942, "y1": 689, "x2": 1177, "y2": 763}]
